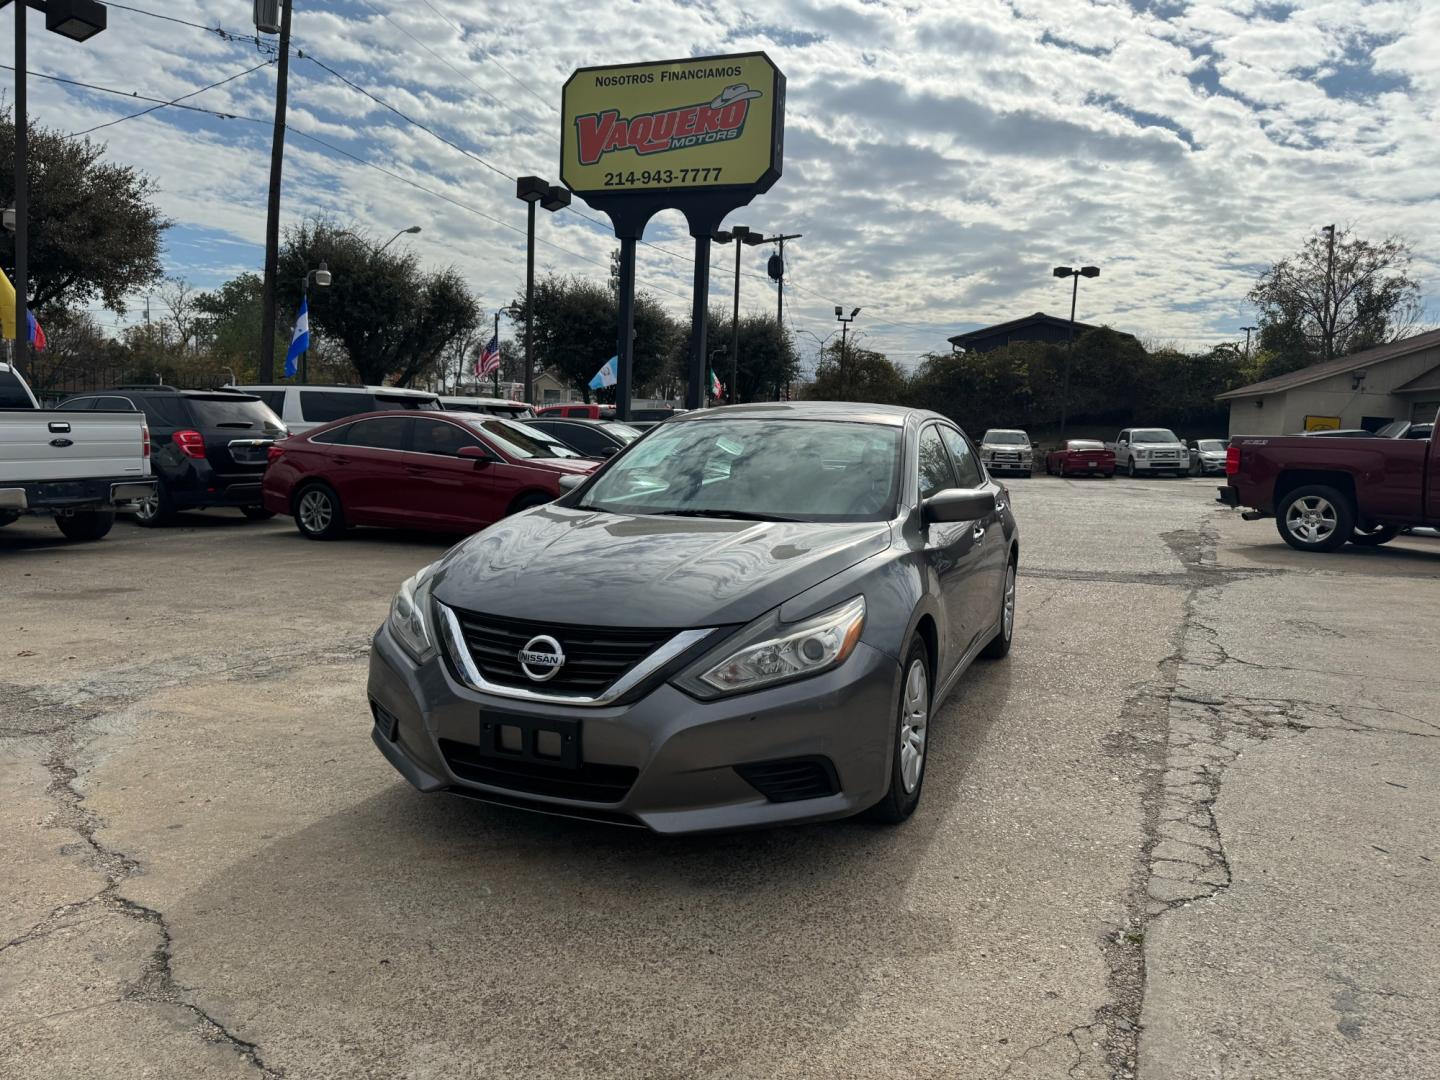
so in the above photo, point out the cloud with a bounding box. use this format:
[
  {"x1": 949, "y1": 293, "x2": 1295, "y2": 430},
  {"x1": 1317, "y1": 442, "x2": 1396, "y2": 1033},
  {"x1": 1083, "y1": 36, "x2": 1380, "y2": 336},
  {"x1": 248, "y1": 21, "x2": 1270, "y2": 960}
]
[{"x1": 3, "y1": 0, "x2": 1435, "y2": 363}]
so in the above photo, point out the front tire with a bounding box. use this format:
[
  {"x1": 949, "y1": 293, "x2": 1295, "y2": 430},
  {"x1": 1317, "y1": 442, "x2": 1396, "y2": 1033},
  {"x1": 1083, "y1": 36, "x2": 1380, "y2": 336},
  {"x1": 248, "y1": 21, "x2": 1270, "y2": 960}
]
[
  {"x1": 55, "y1": 510, "x2": 115, "y2": 542},
  {"x1": 1349, "y1": 523, "x2": 1399, "y2": 547},
  {"x1": 867, "y1": 637, "x2": 931, "y2": 825},
  {"x1": 1127, "y1": 458, "x2": 1138, "y2": 478},
  {"x1": 294, "y1": 483, "x2": 347, "y2": 541},
  {"x1": 1276, "y1": 485, "x2": 1355, "y2": 552}
]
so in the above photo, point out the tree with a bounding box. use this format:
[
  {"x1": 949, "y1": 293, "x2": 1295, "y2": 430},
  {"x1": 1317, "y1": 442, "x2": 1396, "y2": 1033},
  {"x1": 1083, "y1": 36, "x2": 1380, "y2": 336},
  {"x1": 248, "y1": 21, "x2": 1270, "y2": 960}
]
[
  {"x1": 158, "y1": 277, "x2": 200, "y2": 356},
  {"x1": 706, "y1": 311, "x2": 799, "y2": 403},
  {"x1": 278, "y1": 219, "x2": 480, "y2": 386},
  {"x1": 194, "y1": 272, "x2": 284, "y2": 376},
  {"x1": 508, "y1": 272, "x2": 675, "y2": 402},
  {"x1": 809, "y1": 341, "x2": 908, "y2": 404},
  {"x1": 1248, "y1": 227, "x2": 1421, "y2": 369},
  {"x1": 0, "y1": 105, "x2": 169, "y2": 313}
]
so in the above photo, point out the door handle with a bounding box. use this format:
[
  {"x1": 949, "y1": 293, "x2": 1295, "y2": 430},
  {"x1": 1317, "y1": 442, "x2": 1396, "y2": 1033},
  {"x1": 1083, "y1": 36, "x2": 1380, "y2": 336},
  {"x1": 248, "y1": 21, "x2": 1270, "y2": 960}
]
[
  {"x1": 972, "y1": 523, "x2": 985, "y2": 542},
  {"x1": 333, "y1": 455, "x2": 352, "y2": 465}
]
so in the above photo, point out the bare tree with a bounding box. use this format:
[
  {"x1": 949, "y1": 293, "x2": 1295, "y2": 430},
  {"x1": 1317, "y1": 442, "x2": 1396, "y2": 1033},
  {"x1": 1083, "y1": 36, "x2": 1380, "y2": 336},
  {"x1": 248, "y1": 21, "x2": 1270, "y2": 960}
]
[
  {"x1": 158, "y1": 276, "x2": 201, "y2": 356},
  {"x1": 1248, "y1": 226, "x2": 1420, "y2": 362}
]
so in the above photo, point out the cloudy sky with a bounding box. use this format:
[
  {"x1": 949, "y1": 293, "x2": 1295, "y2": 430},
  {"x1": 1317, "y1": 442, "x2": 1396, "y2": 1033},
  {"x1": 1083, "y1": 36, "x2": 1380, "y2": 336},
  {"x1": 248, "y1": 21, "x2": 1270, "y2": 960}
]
[{"x1": 7, "y1": 0, "x2": 1438, "y2": 369}]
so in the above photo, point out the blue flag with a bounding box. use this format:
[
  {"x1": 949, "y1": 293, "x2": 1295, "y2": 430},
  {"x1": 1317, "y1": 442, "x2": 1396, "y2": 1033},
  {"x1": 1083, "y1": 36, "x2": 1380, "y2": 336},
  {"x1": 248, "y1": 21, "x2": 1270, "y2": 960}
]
[
  {"x1": 284, "y1": 296, "x2": 309, "y2": 378},
  {"x1": 588, "y1": 355, "x2": 618, "y2": 390}
]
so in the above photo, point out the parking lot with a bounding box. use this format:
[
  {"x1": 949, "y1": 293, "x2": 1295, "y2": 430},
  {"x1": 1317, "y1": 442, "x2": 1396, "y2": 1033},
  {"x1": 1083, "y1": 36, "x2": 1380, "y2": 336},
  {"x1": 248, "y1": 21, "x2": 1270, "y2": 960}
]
[{"x1": 3, "y1": 474, "x2": 1437, "y2": 1080}]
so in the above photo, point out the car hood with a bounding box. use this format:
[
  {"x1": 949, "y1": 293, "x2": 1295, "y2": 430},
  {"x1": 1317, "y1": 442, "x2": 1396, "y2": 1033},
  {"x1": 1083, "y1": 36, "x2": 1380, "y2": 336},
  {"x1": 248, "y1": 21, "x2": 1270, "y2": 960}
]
[
  {"x1": 1133, "y1": 441, "x2": 1185, "y2": 450},
  {"x1": 432, "y1": 506, "x2": 893, "y2": 628},
  {"x1": 510, "y1": 456, "x2": 596, "y2": 475},
  {"x1": 982, "y1": 444, "x2": 1030, "y2": 451}
]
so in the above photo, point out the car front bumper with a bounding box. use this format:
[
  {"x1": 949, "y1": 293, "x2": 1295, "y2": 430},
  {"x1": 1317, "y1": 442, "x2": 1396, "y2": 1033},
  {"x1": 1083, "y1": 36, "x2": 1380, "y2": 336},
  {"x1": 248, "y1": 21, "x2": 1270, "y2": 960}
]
[
  {"x1": 1129, "y1": 458, "x2": 1186, "y2": 471},
  {"x1": 367, "y1": 623, "x2": 904, "y2": 834},
  {"x1": 984, "y1": 458, "x2": 1032, "y2": 473}
]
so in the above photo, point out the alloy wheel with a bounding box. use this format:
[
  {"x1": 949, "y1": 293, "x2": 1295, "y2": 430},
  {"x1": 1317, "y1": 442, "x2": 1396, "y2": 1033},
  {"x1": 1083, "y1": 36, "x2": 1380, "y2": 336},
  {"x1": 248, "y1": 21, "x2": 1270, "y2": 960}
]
[
  {"x1": 1285, "y1": 495, "x2": 1337, "y2": 544},
  {"x1": 134, "y1": 494, "x2": 158, "y2": 522},
  {"x1": 1002, "y1": 562, "x2": 1016, "y2": 641},
  {"x1": 899, "y1": 659, "x2": 928, "y2": 794},
  {"x1": 299, "y1": 490, "x2": 333, "y2": 534}
]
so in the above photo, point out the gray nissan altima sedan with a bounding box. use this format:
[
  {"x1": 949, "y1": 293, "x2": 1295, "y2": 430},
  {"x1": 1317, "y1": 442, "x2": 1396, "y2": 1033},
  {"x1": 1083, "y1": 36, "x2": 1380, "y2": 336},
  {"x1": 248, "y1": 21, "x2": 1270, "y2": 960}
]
[{"x1": 367, "y1": 402, "x2": 1018, "y2": 833}]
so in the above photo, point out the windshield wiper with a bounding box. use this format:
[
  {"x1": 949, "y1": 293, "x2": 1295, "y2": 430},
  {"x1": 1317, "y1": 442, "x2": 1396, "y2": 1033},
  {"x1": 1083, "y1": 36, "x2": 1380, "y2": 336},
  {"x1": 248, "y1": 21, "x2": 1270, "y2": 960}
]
[{"x1": 647, "y1": 509, "x2": 803, "y2": 522}]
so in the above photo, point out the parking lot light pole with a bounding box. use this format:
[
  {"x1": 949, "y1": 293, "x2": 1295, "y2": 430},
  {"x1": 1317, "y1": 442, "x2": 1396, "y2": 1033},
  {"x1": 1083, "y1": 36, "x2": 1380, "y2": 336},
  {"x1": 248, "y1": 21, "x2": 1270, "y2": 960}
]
[
  {"x1": 835, "y1": 306, "x2": 860, "y2": 399},
  {"x1": 6, "y1": 0, "x2": 109, "y2": 372},
  {"x1": 713, "y1": 226, "x2": 761, "y2": 404},
  {"x1": 1053, "y1": 264, "x2": 1099, "y2": 439},
  {"x1": 515, "y1": 177, "x2": 570, "y2": 407},
  {"x1": 1240, "y1": 325, "x2": 1258, "y2": 360}
]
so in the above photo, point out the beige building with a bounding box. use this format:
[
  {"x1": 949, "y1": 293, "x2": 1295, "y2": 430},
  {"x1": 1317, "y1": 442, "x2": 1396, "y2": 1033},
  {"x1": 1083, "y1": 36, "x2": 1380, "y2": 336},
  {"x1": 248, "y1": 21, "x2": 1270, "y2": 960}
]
[
  {"x1": 531, "y1": 370, "x2": 582, "y2": 405},
  {"x1": 1217, "y1": 328, "x2": 1440, "y2": 437}
]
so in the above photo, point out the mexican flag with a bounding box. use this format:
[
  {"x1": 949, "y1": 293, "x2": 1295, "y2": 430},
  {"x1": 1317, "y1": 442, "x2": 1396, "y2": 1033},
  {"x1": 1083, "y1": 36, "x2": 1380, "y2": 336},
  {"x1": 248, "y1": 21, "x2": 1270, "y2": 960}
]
[{"x1": 708, "y1": 368, "x2": 722, "y2": 399}]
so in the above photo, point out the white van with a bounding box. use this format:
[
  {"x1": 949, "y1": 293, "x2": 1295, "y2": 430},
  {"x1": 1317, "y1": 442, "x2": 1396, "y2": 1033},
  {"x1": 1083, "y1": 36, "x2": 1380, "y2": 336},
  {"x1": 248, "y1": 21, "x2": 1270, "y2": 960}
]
[{"x1": 231, "y1": 384, "x2": 441, "y2": 434}]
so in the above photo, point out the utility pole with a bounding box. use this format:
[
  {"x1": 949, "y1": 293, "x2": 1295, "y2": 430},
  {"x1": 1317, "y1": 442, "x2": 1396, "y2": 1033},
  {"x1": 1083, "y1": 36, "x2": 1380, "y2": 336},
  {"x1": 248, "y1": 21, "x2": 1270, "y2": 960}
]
[
  {"x1": 493, "y1": 310, "x2": 501, "y2": 397},
  {"x1": 257, "y1": 0, "x2": 294, "y2": 383},
  {"x1": 11, "y1": 0, "x2": 27, "y2": 372},
  {"x1": 1240, "y1": 325, "x2": 1257, "y2": 359},
  {"x1": 1321, "y1": 224, "x2": 1336, "y2": 362}
]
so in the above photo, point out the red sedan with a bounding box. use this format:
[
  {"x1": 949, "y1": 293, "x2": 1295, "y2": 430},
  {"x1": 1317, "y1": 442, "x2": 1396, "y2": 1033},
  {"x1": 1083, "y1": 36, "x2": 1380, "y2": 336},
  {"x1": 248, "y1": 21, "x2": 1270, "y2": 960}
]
[
  {"x1": 1045, "y1": 439, "x2": 1116, "y2": 478},
  {"x1": 262, "y1": 411, "x2": 596, "y2": 540}
]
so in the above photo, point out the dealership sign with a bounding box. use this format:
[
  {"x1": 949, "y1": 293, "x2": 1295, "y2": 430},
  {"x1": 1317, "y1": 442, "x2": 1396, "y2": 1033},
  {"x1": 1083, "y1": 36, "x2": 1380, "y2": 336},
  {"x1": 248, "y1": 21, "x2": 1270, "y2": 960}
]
[{"x1": 561, "y1": 53, "x2": 784, "y2": 200}]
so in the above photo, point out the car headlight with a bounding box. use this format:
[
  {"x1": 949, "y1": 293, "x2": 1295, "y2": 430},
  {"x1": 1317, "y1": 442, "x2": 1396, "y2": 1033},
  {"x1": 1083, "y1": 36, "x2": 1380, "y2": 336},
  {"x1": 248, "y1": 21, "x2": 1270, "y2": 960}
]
[
  {"x1": 1135, "y1": 449, "x2": 1149, "y2": 458},
  {"x1": 388, "y1": 563, "x2": 437, "y2": 661},
  {"x1": 676, "y1": 596, "x2": 866, "y2": 698}
]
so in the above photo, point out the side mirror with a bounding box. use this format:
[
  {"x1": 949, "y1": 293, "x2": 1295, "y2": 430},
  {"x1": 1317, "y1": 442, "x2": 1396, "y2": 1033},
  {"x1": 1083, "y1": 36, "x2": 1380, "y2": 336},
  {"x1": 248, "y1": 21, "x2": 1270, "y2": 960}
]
[
  {"x1": 922, "y1": 488, "x2": 997, "y2": 525},
  {"x1": 558, "y1": 473, "x2": 586, "y2": 491},
  {"x1": 457, "y1": 446, "x2": 493, "y2": 464},
  {"x1": 596, "y1": 446, "x2": 618, "y2": 459}
]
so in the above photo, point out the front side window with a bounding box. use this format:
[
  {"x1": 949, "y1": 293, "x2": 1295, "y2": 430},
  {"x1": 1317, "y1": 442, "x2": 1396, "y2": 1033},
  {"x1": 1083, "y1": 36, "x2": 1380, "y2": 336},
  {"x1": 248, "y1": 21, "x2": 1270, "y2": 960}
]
[
  {"x1": 939, "y1": 426, "x2": 983, "y2": 487},
  {"x1": 917, "y1": 426, "x2": 959, "y2": 500},
  {"x1": 411, "y1": 419, "x2": 480, "y2": 456},
  {"x1": 344, "y1": 417, "x2": 412, "y2": 450},
  {"x1": 577, "y1": 419, "x2": 901, "y2": 522}
]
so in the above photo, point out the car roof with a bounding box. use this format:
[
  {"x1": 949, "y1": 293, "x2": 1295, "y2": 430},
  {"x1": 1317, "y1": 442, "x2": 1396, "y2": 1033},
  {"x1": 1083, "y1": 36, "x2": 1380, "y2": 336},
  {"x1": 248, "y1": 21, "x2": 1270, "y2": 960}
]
[
  {"x1": 79, "y1": 386, "x2": 262, "y2": 401},
  {"x1": 527, "y1": 416, "x2": 612, "y2": 427},
  {"x1": 671, "y1": 401, "x2": 923, "y2": 427},
  {"x1": 234, "y1": 383, "x2": 437, "y2": 397},
  {"x1": 440, "y1": 395, "x2": 528, "y2": 405}
]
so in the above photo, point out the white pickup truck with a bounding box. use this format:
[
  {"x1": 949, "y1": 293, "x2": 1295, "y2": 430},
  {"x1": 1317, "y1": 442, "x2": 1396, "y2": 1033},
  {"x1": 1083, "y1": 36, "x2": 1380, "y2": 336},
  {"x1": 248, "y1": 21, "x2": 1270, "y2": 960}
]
[
  {"x1": 1110, "y1": 427, "x2": 1189, "y2": 478},
  {"x1": 0, "y1": 362, "x2": 155, "y2": 542}
]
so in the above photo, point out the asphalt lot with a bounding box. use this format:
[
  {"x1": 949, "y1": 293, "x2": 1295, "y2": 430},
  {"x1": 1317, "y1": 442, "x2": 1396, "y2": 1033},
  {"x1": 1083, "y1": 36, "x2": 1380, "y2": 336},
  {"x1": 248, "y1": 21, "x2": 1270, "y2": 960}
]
[{"x1": 2, "y1": 476, "x2": 1437, "y2": 1079}]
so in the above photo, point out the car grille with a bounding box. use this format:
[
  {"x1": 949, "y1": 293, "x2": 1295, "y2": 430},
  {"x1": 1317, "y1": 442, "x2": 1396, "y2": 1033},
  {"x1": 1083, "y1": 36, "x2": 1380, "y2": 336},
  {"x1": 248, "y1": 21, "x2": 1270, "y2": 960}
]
[
  {"x1": 735, "y1": 757, "x2": 840, "y2": 802},
  {"x1": 448, "y1": 608, "x2": 677, "y2": 695},
  {"x1": 439, "y1": 738, "x2": 639, "y2": 803}
]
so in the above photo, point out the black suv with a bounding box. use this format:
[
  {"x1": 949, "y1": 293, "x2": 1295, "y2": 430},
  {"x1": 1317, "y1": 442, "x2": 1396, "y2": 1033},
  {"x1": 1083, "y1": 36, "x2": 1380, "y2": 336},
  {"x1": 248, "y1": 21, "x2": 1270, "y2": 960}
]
[{"x1": 57, "y1": 386, "x2": 287, "y2": 525}]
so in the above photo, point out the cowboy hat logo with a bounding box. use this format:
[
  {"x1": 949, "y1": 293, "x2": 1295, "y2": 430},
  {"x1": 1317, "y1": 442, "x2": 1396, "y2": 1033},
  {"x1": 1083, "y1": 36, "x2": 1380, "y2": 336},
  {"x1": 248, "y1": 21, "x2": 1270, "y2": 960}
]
[{"x1": 709, "y1": 83, "x2": 765, "y2": 109}]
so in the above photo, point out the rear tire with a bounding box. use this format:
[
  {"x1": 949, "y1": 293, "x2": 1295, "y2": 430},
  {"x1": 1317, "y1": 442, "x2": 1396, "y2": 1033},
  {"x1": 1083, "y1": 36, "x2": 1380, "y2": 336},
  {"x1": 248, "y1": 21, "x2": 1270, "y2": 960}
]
[
  {"x1": 1276, "y1": 485, "x2": 1354, "y2": 552},
  {"x1": 133, "y1": 480, "x2": 176, "y2": 527},
  {"x1": 241, "y1": 506, "x2": 276, "y2": 521},
  {"x1": 1349, "y1": 523, "x2": 1399, "y2": 547},
  {"x1": 0, "y1": 510, "x2": 18, "y2": 528},
  {"x1": 981, "y1": 559, "x2": 1016, "y2": 659},
  {"x1": 294, "y1": 483, "x2": 347, "y2": 541},
  {"x1": 866, "y1": 636, "x2": 931, "y2": 825},
  {"x1": 55, "y1": 510, "x2": 115, "y2": 542}
]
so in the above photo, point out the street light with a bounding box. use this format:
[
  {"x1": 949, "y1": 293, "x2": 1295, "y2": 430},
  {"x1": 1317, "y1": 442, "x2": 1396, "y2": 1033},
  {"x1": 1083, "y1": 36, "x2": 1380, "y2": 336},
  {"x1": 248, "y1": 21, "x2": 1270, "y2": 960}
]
[
  {"x1": 835, "y1": 306, "x2": 860, "y2": 399},
  {"x1": 516, "y1": 176, "x2": 571, "y2": 407},
  {"x1": 713, "y1": 226, "x2": 765, "y2": 404},
  {"x1": 1052, "y1": 264, "x2": 1100, "y2": 439},
  {"x1": 5, "y1": 0, "x2": 108, "y2": 370},
  {"x1": 296, "y1": 261, "x2": 330, "y2": 382},
  {"x1": 1240, "y1": 325, "x2": 1258, "y2": 359},
  {"x1": 376, "y1": 225, "x2": 422, "y2": 253}
]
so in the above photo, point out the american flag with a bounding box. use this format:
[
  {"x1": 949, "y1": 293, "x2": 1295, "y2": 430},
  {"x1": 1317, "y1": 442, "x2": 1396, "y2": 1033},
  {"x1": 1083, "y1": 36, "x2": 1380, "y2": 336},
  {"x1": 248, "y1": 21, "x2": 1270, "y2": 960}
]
[{"x1": 475, "y1": 335, "x2": 501, "y2": 377}]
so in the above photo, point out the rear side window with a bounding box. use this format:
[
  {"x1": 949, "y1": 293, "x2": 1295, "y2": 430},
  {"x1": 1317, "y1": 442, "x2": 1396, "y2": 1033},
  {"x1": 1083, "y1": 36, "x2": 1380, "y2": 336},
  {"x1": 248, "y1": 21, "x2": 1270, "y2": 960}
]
[
  {"x1": 345, "y1": 417, "x2": 412, "y2": 450},
  {"x1": 57, "y1": 397, "x2": 96, "y2": 411},
  {"x1": 301, "y1": 390, "x2": 374, "y2": 423},
  {"x1": 917, "y1": 426, "x2": 958, "y2": 500},
  {"x1": 0, "y1": 369, "x2": 35, "y2": 409},
  {"x1": 939, "y1": 427, "x2": 983, "y2": 487},
  {"x1": 138, "y1": 396, "x2": 192, "y2": 429},
  {"x1": 248, "y1": 390, "x2": 286, "y2": 414},
  {"x1": 186, "y1": 396, "x2": 285, "y2": 433},
  {"x1": 93, "y1": 396, "x2": 139, "y2": 411}
]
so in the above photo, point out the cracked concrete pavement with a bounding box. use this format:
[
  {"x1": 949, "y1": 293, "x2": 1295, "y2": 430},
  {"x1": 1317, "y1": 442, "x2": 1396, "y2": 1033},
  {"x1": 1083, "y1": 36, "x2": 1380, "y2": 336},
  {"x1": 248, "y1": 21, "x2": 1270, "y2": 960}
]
[{"x1": 1, "y1": 477, "x2": 1437, "y2": 1079}]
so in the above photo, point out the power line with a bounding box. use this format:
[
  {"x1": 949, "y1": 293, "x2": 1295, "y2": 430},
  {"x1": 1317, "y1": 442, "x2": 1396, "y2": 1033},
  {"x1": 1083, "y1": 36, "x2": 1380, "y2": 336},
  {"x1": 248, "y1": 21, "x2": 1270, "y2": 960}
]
[
  {"x1": 414, "y1": 0, "x2": 559, "y2": 115},
  {"x1": 66, "y1": 59, "x2": 276, "y2": 138},
  {"x1": 7, "y1": 66, "x2": 262, "y2": 124},
  {"x1": 104, "y1": 2, "x2": 279, "y2": 51}
]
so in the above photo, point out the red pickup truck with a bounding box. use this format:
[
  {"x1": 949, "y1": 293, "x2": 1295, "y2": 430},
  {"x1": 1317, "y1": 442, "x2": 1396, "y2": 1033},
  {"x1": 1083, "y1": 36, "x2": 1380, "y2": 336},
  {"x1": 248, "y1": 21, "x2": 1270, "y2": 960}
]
[{"x1": 1219, "y1": 407, "x2": 1440, "y2": 552}]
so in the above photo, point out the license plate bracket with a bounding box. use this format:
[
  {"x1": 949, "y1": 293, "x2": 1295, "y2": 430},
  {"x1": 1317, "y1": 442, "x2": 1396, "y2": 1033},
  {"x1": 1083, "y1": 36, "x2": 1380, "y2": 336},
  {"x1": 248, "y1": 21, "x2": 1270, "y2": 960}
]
[{"x1": 478, "y1": 714, "x2": 581, "y2": 770}]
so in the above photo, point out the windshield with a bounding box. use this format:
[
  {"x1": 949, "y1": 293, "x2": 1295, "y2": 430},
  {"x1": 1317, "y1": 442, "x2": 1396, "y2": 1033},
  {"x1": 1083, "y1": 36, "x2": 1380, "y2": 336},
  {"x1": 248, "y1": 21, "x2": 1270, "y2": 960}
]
[
  {"x1": 984, "y1": 431, "x2": 1028, "y2": 445},
  {"x1": 576, "y1": 419, "x2": 901, "y2": 523},
  {"x1": 187, "y1": 396, "x2": 286, "y2": 434},
  {"x1": 1133, "y1": 429, "x2": 1180, "y2": 443},
  {"x1": 1197, "y1": 440, "x2": 1225, "y2": 452},
  {"x1": 475, "y1": 418, "x2": 582, "y2": 459},
  {"x1": 603, "y1": 422, "x2": 642, "y2": 443},
  {"x1": 1067, "y1": 440, "x2": 1105, "y2": 450}
]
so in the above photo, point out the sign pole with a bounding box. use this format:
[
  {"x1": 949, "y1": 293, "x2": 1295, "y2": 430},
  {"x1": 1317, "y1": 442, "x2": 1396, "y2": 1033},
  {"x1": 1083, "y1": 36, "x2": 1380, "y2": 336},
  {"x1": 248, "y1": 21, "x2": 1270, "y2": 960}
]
[
  {"x1": 614, "y1": 236, "x2": 637, "y2": 421},
  {"x1": 687, "y1": 234, "x2": 711, "y2": 410}
]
